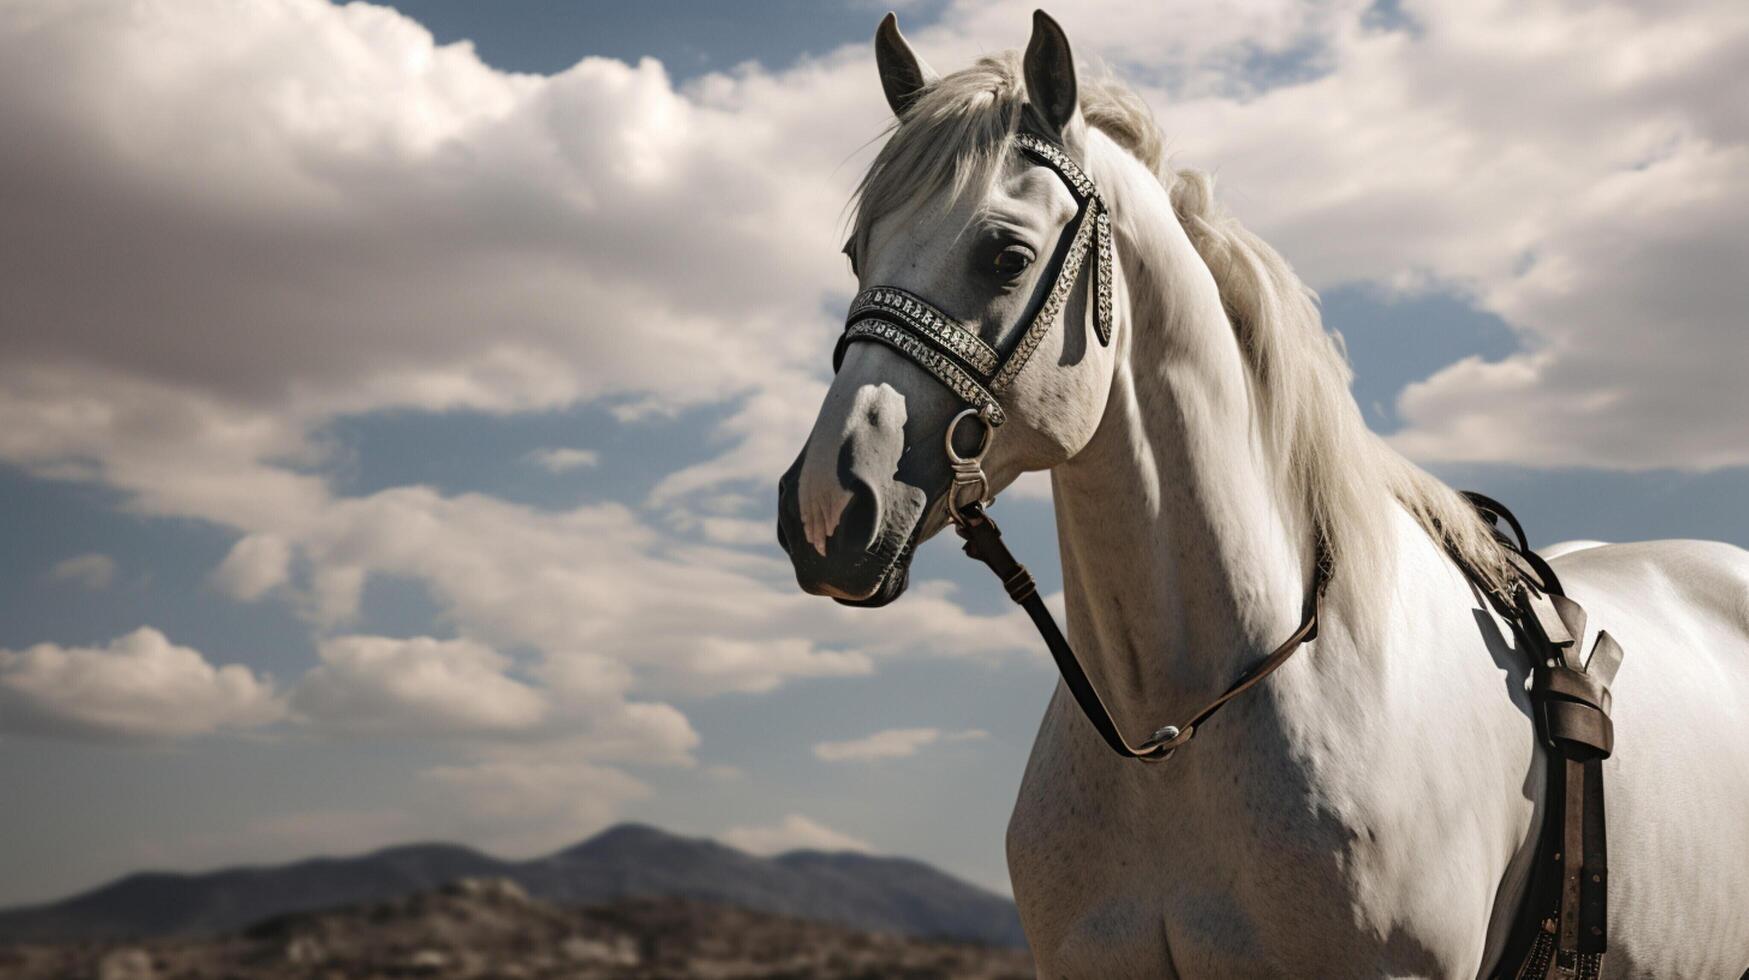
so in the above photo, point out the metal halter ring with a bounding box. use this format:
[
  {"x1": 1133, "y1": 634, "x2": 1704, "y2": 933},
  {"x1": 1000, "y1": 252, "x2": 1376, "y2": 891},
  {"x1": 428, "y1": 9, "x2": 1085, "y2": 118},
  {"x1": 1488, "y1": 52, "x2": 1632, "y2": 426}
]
[{"x1": 945, "y1": 407, "x2": 994, "y2": 523}]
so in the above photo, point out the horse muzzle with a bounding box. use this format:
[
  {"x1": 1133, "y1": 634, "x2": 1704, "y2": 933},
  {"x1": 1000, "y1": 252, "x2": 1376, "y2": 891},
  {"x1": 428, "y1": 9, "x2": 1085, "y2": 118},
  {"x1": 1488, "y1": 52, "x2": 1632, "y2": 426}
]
[{"x1": 776, "y1": 452, "x2": 927, "y2": 606}]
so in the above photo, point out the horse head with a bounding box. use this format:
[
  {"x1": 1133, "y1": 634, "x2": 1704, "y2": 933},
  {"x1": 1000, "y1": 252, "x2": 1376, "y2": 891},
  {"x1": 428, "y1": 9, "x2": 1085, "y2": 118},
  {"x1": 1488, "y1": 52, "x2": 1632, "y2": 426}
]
[{"x1": 776, "y1": 11, "x2": 1127, "y2": 605}]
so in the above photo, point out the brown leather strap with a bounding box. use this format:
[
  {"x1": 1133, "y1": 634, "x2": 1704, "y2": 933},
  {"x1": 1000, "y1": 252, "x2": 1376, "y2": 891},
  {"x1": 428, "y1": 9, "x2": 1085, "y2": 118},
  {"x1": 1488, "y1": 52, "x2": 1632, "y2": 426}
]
[
  {"x1": 1466, "y1": 493, "x2": 1617, "y2": 979},
  {"x1": 1559, "y1": 759, "x2": 1586, "y2": 955},
  {"x1": 1547, "y1": 756, "x2": 1606, "y2": 978},
  {"x1": 1532, "y1": 667, "x2": 1608, "y2": 709},
  {"x1": 1173, "y1": 590, "x2": 1325, "y2": 743},
  {"x1": 1541, "y1": 699, "x2": 1615, "y2": 758},
  {"x1": 952, "y1": 501, "x2": 1328, "y2": 762},
  {"x1": 1579, "y1": 757, "x2": 1607, "y2": 954}
]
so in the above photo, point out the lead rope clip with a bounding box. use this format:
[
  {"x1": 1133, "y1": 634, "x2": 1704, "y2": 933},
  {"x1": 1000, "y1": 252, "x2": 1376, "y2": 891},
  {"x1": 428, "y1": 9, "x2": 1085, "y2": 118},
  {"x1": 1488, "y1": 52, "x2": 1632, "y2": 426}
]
[{"x1": 945, "y1": 406, "x2": 996, "y2": 527}]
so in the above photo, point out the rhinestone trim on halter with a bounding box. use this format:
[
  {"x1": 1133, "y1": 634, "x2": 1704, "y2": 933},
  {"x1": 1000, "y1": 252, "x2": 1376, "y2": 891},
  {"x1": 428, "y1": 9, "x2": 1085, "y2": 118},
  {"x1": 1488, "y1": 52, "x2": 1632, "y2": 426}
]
[
  {"x1": 843, "y1": 318, "x2": 1007, "y2": 426},
  {"x1": 1014, "y1": 133, "x2": 1102, "y2": 205},
  {"x1": 1095, "y1": 211, "x2": 1114, "y2": 346},
  {"x1": 849, "y1": 287, "x2": 1000, "y2": 377},
  {"x1": 992, "y1": 202, "x2": 1098, "y2": 393}
]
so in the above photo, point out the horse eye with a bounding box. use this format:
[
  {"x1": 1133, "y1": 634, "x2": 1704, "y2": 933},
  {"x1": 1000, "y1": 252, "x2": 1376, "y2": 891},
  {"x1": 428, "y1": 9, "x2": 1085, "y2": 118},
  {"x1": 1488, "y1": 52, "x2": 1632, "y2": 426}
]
[{"x1": 992, "y1": 244, "x2": 1035, "y2": 279}]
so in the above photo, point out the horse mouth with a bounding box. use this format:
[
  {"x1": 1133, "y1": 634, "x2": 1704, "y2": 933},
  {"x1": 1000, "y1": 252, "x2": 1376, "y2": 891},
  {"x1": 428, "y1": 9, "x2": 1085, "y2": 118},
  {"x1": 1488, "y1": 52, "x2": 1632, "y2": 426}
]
[
  {"x1": 831, "y1": 526, "x2": 920, "y2": 607},
  {"x1": 776, "y1": 457, "x2": 936, "y2": 608}
]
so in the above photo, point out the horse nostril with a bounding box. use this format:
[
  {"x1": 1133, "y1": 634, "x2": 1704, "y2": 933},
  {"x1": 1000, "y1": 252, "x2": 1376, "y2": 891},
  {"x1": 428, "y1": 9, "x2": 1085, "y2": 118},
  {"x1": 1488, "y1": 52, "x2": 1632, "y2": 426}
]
[
  {"x1": 837, "y1": 477, "x2": 884, "y2": 553},
  {"x1": 776, "y1": 469, "x2": 799, "y2": 556}
]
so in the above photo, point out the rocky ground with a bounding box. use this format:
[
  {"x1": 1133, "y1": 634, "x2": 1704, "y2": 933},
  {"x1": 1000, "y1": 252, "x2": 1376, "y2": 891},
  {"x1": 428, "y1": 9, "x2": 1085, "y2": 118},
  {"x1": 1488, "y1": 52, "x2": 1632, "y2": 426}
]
[{"x1": 0, "y1": 877, "x2": 1035, "y2": 979}]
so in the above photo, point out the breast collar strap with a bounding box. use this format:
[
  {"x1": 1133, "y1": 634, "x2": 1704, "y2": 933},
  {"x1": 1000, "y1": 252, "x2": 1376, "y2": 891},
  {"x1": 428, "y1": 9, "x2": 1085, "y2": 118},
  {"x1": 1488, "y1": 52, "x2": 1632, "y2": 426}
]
[{"x1": 957, "y1": 502, "x2": 1331, "y2": 763}]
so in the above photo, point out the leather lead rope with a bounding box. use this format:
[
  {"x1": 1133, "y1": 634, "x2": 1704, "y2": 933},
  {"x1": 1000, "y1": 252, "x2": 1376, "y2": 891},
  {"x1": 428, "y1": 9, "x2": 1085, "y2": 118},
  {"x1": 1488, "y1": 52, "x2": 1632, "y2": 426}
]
[{"x1": 951, "y1": 499, "x2": 1329, "y2": 763}]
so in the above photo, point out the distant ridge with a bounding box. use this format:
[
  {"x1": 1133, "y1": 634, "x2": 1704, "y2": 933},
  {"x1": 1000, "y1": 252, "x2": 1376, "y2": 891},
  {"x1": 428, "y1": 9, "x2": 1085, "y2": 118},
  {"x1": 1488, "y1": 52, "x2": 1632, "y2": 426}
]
[{"x1": 0, "y1": 824, "x2": 1024, "y2": 948}]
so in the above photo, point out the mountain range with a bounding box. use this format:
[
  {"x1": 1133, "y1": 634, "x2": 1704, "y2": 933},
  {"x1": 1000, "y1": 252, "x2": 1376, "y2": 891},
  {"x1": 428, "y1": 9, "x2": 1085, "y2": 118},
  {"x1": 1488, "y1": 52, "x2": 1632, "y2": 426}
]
[{"x1": 0, "y1": 823, "x2": 1025, "y2": 948}]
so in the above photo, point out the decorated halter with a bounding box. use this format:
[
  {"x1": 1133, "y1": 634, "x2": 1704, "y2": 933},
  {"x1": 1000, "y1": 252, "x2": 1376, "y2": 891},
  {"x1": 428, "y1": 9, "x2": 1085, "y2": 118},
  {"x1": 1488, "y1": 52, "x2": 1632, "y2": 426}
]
[{"x1": 832, "y1": 133, "x2": 1115, "y2": 515}]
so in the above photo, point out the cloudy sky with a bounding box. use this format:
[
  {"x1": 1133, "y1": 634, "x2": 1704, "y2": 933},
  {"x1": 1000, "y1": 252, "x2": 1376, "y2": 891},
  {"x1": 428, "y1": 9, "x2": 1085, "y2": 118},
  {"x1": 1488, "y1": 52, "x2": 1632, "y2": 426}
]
[{"x1": 1, "y1": 0, "x2": 1745, "y2": 907}]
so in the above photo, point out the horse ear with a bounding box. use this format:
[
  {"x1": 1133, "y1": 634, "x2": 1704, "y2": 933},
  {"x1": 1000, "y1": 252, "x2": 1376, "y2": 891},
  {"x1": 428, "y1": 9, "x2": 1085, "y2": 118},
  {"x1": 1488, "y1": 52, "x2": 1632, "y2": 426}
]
[
  {"x1": 1023, "y1": 10, "x2": 1079, "y2": 138},
  {"x1": 874, "y1": 12, "x2": 938, "y2": 117}
]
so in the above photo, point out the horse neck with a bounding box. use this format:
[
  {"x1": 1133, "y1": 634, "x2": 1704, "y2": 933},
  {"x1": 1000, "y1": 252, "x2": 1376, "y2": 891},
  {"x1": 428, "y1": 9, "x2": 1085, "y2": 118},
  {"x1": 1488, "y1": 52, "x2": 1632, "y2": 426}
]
[
  {"x1": 1034, "y1": 145, "x2": 1538, "y2": 941},
  {"x1": 1049, "y1": 151, "x2": 1331, "y2": 732}
]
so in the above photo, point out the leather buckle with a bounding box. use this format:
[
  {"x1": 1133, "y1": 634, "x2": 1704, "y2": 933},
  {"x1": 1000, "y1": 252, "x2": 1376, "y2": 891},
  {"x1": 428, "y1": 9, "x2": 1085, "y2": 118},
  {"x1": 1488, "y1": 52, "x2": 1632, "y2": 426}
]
[{"x1": 1139, "y1": 724, "x2": 1194, "y2": 762}]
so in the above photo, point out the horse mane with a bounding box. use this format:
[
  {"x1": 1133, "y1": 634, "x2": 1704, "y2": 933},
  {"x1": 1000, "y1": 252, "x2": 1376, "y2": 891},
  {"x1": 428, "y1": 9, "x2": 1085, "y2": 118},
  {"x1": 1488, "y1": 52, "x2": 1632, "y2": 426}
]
[{"x1": 852, "y1": 52, "x2": 1509, "y2": 595}]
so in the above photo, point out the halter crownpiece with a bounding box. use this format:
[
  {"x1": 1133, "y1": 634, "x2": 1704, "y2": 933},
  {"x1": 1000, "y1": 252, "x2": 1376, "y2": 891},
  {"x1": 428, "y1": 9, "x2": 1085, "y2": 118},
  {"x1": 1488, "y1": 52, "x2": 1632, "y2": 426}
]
[{"x1": 832, "y1": 132, "x2": 1116, "y2": 432}]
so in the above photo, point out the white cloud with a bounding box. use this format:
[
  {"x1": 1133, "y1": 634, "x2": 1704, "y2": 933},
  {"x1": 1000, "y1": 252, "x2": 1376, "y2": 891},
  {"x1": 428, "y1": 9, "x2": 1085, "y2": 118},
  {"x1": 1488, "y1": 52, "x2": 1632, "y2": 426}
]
[
  {"x1": 0, "y1": 0, "x2": 861, "y2": 450},
  {"x1": 306, "y1": 564, "x2": 367, "y2": 627},
  {"x1": 719, "y1": 814, "x2": 874, "y2": 856},
  {"x1": 47, "y1": 553, "x2": 117, "y2": 590},
  {"x1": 0, "y1": 0, "x2": 1046, "y2": 764},
  {"x1": 1132, "y1": 0, "x2": 1749, "y2": 467},
  {"x1": 670, "y1": 637, "x2": 874, "y2": 695},
  {"x1": 267, "y1": 486, "x2": 1031, "y2": 704},
  {"x1": 211, "y1": 533, "x2": 292, "y2": 601},
  {"x1": 813, "y1": 726, "x2": 989, "y2": 762},
  {"x1": 1388, "y1": 139, "x2": 1749, "y2": 468},
  {"x1": 0, "y1": 0, "x2": 1735, "y2": 783},
  {"x1": 527, "y1": 447, "x2": 601, "y2": 473},
  {"x1": 918, "y1": 0, "x2": 1360, "y2": 97},
  {"x1": 0, "y1": 628, "x2": 282, "y2": 740},
  {"x1": 290, "y1": 635, "x2": 548, "y2": 736},
  {"x1": 693, "y1": 515, "x2": 780, "y2": 547},
  {"x1": 423, "y1": 759, "x2": 651, "y2": 856}
]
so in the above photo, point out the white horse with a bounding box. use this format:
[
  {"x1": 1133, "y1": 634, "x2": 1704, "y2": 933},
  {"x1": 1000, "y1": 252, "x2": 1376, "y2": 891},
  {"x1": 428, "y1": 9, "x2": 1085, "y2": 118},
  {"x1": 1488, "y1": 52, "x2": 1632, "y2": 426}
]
[{"x1": 775, "y1": 12, "x2": 1749, "y2": 977}]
